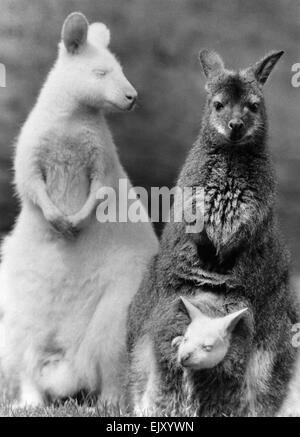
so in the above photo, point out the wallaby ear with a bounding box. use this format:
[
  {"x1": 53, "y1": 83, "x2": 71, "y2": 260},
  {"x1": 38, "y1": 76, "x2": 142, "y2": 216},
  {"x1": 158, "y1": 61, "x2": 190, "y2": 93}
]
[
  {"x1": 221, "y1": 308, "x2": 248, "y2": 335},
  {"x1": 199, "y1": 49, "x2": 225, "y2": 79},
  {"x1": 89, "y1": 23, "x2": 111, "y2": 47},
  {"x1": 62, "y1": 12, "x2": 89, "y2": 54},
  {"x1": 249, "y1": 51, "x2": 284, "y2": 86},
  {"x1": 180, "y1": 296, "x2": 202, "y2": 321}
]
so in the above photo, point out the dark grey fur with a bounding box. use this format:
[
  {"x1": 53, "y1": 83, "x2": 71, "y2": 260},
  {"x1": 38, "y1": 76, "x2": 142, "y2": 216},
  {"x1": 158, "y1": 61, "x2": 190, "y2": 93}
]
[{"x1": 126, "y1": 50, "x2": 299, "y2": 417}]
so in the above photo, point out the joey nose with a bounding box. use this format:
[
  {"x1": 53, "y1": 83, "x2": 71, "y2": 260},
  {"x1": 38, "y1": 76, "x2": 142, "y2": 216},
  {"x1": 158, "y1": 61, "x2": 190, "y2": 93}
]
[
  {"x1": 180, "y1": 353, "x2": 191, "y2": 366},
  {"x1": 228, "y1": 119, "x2": 244, "y2": 131}
]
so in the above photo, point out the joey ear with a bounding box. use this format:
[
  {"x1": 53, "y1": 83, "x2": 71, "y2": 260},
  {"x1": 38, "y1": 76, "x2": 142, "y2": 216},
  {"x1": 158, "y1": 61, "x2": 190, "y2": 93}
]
[
  {"x1": 248, "y1": 51, "x2": 284, "y2": 86},
  {"x1": 62, "y1": 12, "x2": 89, "y2": 54},
  {"x1": 199, "y1": 49, "x2": 225, "y2": 79},
  {"x1": 180, "y1": 296, "x2": 202, "y2": 321},
  {"x1": 221, "y1": 308, "x2": 248, "y2": 335},
  {"x1": 172, "y1": 336, "x2": 184, "y2": 349},
  {"x1": 89, "y1": 23, "x2": 111, "y2": 47}
]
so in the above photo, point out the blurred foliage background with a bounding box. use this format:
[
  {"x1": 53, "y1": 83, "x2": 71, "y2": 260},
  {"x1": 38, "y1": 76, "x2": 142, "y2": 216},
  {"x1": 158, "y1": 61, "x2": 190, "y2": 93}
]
[{"x1": 0, "y1": 0, "x2": 299, "y2": 273}]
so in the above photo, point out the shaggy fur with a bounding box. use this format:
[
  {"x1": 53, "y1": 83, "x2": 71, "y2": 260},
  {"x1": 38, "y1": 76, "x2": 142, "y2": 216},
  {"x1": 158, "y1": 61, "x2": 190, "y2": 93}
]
[
  {"x1": 0, "y1": 12, "x2": 158, "y2": 407},
  {"x1": 127, "y1": 50, "x2": 298, "y2": 417}
]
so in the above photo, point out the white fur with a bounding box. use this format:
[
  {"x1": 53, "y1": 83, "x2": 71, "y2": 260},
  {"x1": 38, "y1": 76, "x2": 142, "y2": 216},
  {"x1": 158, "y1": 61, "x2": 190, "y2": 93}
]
[
  {"x1": 213, "y1": 121, "x2": 228, "y2": 136},
  {"x1": 174, "y1": 299, "x2": 248, "y2": 370},
  {"x1": 244, "y1": 349, "x2": 274, "y2": 415},
  {"x1": 279, "y1": 352, "x2": 300, "y2": 417},
  {"x1": 0, "y1": 13, "x2": 158, "y2": 406},
  {"x1": 89, "y1": 23, "x2": 111, "y2": 47},
  {"x1": 131, "y1": 335, "x2": 159, "y2": 416}
]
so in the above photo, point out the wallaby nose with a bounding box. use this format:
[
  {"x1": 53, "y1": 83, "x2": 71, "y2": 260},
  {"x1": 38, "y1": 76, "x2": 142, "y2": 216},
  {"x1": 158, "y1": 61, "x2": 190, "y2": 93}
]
[
  {"x1": 125, "y1": 90, "x2": 137, "y2": 110},
  {"x1": 125, "y1": 89, "x2": 138, "y2": 103},
  {"x1": 126, "y1": 93, "x2": 136, "y2": 102},
  {"x1": 228, "y1": 119, "x2": 244, "y2": 131}
]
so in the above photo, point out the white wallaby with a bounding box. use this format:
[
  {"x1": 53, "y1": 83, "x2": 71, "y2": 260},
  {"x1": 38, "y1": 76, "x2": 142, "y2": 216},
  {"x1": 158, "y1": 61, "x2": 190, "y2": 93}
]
[
  {"x1": 0, "y1": 12, "x2": 158, "y2": 407},
  {"x1": 172, "y1": 297, "x2": 248, "y2": 370}
]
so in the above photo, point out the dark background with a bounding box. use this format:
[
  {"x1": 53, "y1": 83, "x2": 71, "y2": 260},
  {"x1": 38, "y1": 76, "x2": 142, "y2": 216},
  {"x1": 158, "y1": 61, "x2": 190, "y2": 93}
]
[{"x1": 0, "y1": 0, "x2": 299, "y2": 275}]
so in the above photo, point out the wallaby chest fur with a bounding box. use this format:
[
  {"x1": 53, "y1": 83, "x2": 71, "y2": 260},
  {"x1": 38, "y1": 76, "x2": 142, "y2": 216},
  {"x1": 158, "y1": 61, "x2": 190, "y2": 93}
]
[
  {"x1": 37, "y1": 122, "x2": 114, "y2": 215},
  {"x1": 180, "y1": 141, "x2": 274, "y2": 257}
]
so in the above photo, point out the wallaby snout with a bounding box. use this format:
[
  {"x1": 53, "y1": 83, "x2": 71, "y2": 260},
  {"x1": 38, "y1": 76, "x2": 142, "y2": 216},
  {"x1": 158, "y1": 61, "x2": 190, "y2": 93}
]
[{"x1": 228, "y1": 117, "x2": 245, "y2": 141}]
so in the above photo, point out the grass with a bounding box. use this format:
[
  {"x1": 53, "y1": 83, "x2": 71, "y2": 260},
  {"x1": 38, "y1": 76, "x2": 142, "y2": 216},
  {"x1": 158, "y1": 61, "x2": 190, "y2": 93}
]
[
  {"x1": 0, "y1": 399, "x2": 197, "y2": 417},
  {"x1": 0, "y1": 401, "x2": 298, "y2": 417},
  {"x1": 0, "y1": 400, "x2": 127, "y2": 418}
]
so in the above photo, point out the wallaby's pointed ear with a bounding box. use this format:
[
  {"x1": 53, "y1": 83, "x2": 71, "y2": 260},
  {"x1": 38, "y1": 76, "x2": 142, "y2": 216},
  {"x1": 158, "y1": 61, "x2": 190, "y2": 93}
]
[
  {"x1": 249, "y1": 51, "x2": 284, "y2": 86},
  {"x1": 89, "y1": 23, "x2": 111, "y2": 47},
  {"x1": 221, "y1": 308, "x2": 248, "y2": 335},
  {"x1": 199, "y1": 49, "x2": 225, "y2": 79},
  {"x1": 62, "y1": 12, "x2": 89, "y2": 54},
  {"x1": 180, "y1": 296, "x2": 202, "y2": 321}
]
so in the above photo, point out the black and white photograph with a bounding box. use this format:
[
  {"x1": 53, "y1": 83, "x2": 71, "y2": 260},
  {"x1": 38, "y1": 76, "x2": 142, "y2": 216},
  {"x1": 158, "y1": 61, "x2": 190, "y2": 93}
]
[{"x1": 0, "y1": 0, "x2": 300, "y2": 419}]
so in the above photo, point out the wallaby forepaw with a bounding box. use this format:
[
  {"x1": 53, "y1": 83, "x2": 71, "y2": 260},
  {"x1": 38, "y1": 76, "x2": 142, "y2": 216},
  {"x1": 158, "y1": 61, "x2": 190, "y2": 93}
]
[
  {"x1": 68, "y1": 213, "x2": 90, "y2": 232},
  {"x1": 50, "y1": 217, "x2": 80, "y2": 239}
]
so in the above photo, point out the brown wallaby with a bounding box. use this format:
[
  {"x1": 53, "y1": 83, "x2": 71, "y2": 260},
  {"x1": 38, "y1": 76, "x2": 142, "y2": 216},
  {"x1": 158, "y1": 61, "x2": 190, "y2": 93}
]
[{"x1": 126, "y1": 50, "x2": 299, "y2": 417}]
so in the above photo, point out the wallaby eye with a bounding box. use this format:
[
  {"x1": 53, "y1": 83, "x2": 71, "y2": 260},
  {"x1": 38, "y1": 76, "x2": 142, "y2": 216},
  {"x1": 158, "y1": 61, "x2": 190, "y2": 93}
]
[
  {"x1": 248, "y1": 102, "x2": 259, "y2": 113},
  {"x1": 214, "y1": 101, "x2": 224, "y2": 112},
  {"x1": 94, "y1": 69, "x2": 108, "y2": 78}
]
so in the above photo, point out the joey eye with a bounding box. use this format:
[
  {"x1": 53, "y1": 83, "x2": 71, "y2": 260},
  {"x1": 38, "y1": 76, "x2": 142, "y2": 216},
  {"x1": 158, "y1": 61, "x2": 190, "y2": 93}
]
[
  {"x1": 248, "y1": 102, "x2": 259, "y2": 113},
  {"x1": 214, "y1": 101, "x2": 224, "y2": 112},
  {"x1": 202, "y1": 345, "x2": 213, "y2": 352}
]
